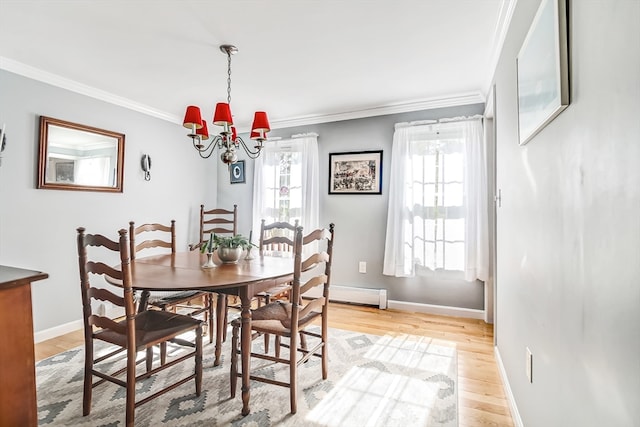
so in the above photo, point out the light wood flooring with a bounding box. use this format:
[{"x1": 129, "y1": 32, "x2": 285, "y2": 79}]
[{"x1": 35, "y1": 302, "x2": 515, "y2": 427}]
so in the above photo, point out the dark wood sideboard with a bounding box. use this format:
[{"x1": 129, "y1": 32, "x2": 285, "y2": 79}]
[{"x1": 0, "y1": 265, "x2": 48, "y2": 427}]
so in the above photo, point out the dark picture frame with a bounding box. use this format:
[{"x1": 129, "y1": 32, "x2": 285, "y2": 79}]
[
  {"x1": 229, "y1": 160, "x2": 245, "y2": 184},
  {"x1": 329, "y1": 150, "x2": 382, "y2": 195},
  {"x1": 516, "y1": 0, "x2": 569, "y2": 145}
]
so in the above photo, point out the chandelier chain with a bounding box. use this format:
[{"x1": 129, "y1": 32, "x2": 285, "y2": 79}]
[
  {"x1": 226, "y1": 50, "x2": 232, "y2": 105},
  {"x1": 183, "y1": 44, "x2": 269, "y2": 165}
]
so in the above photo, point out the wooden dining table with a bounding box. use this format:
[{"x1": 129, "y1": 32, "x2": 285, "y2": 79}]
[{"x1": 122, "y1": 251, "x2": 294, "y2": 416}]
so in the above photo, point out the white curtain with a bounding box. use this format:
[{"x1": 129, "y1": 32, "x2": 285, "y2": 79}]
[
  {"x1": 383, "y1": 117, "x2": 489, "y2": 282},
  {"x1": 252, "y1": 133, "x2": 319, "y2": 240}
]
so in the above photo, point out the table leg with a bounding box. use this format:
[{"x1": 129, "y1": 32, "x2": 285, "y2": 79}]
[
  {"x1": 137, "y1": 290, "x2": 150, "y2": 313},
  {"x1": 240, "y1": 287, "x2": 251, "y2": 416},
  {"x1": 214, "y1": 294, "x2": 226, "y2": 366}
]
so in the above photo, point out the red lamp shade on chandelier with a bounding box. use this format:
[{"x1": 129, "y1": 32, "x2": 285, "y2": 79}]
[
  {"x1": 213, "y1": 103, "x2": 233, "y2": 126},
  {"x1": 182, "y1": 44, "x2": 270, "y2": 164},
  {"x1": 183, "y1": 105, "x2": 203, "y2": 137}
]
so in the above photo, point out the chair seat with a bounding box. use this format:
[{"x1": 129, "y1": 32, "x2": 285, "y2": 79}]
[
  {"x1": 231, "y1": 301, "x2": 320, "y2": 336},
  {"x1": 96, "y1": 310, "x2": 202, "y2": 349},
  {"x1": 146, "y1": 290, "x2": 203, "y2": 307},
  {"x1": 256, "y1": 281, "x2": 292, "y2": 299}
]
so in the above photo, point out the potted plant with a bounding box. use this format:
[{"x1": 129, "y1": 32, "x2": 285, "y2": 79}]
[{"x1": 201, "y1": 233, "x2": 256, "y2": 264}]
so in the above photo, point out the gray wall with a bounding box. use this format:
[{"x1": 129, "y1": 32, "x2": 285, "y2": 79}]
[
  {"x1": 218, "y1": 103, "x2": 487, "y2": 310},
  {"x1": 0, "y1": 70, "x2": 216, "y2": 334},
  {"x1": 492, "y1": 1, "x2": 639, "y2": 426}
]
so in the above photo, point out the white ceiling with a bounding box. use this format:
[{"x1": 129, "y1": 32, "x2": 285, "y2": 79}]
[{"x1": 0, "y1": 0, "x2": 513, "y2": 131}]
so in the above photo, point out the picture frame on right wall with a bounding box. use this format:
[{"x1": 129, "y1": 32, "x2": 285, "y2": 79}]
[{"x1": 516, "y1": 0, "x2": 569, "y2": 145}]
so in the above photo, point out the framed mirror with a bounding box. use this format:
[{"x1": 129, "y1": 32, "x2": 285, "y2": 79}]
[{"x1": 38, "y1": 116, "x2": 125, "y2": 192}]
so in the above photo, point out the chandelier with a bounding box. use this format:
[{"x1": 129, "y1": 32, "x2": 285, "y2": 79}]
[{"x1": 182, "y1": 44, "x2": 270, "y2": 164}]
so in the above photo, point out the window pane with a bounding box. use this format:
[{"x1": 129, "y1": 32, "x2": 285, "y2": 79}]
[
  {"x1": 444, "y1": 218, "x2": 465, "y2": 242},
  {"x1": 444, "y1": 242, "x2": 464, "y2": 271},
  {"x1": 443, "y1": 183, "x2": 463, "y2": 207},
  {"x1": 443, "y1": 152, "x2": 464, "y2": 182}
]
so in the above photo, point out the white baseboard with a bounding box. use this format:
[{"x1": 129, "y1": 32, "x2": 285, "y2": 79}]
[
  {"x1": 34, "y1": 306, "x2": 125, "y2": 343},
  {"x1": 34, "y1": 319, "x2": 83, "y2": 343},
  {"x1": 387, "y1": 300, "x2": 485, "y2": 320},
  {"x1": 494, "y1": 346, "x2": 524, "y2": 427},
  {"x1": 34, "y1": 301, "x2": 482, "y2": 342}
]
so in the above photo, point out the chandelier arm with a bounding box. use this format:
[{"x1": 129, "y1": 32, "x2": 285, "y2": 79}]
[
  {"x1": 193, "y1": 136, "x2": 220, "y2": 159},
  {"x1": 236, "y1": 136, "x2": 263, "y2": 159}
]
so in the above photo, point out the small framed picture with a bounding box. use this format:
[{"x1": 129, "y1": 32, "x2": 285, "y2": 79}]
[
  {"x1": 229, "y1": 160, "x2": 245, "y2": 184},
  {"x1": 329, "y1": 150, "x2": 382, "y2": 195}
]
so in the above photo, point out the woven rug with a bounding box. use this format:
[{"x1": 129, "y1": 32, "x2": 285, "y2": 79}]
[{"x1": 36, "y1": 328, "x2": 457, "y2": 426}]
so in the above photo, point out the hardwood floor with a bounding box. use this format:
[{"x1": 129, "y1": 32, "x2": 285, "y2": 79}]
[{"x1": 35, "y1": 302, "x2": 515, "y2": 427}]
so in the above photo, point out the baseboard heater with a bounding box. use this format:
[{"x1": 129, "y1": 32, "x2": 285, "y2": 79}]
[{"x1": 304, "y1": 285, "x2": 388, "y2": 309}]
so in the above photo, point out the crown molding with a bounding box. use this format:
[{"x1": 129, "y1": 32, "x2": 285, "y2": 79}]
[
  {"x1": 269, "y1": 92, "x2": 485, "y2": 130},
  {"x1": 0, "y1": 57, "x2": 182, "y2": 124},
  {"x1": 482, "y1": 0, "x2": 518, "y2": 96},
  {"x1": 2, "y1": 56, "x2": 484, "y2": 131}
]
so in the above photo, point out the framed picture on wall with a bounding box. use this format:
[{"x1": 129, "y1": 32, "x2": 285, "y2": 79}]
[
  {"x1": 328, "y1": 150, "x2": 382, "y2": 195},
  {"x1": 229, "y1": 160, "x2": 245, "y2": 184},
  {"x1": 516, "y1": 0, "x2": 569, "y2": 145}
]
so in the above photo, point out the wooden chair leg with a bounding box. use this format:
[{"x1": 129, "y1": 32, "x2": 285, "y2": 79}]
[
  {"x1": 262, "y1": 294, "x2": 271, "y2": 353},
  {"x1": 215, "y1": 294, "x2": 226, "y2": 366},
  {"x1": 218, "y1": 294, "x2": 228, "y2": 342},
  {"x1": 146, "y1": 347, "x2": 153, "y2": 372},
  {"x1": 125, "y1": 346, "x2": 137, "y2": 427},
  {"x1": 82, "y1": 342, "x2": 93, "y2": 416},
  {"x1": 208, "y1": 293, "x2": 214, "y2": 345},
  {"x1": 160, "y1": 342, "x2": 167, "y2": 365},
  {"x1": 322, "y1": 321, "x2": 328, "y2": 379},
  {"x1": 289, "y1": 332, "x2": 298, "y2": 414},
  {"x1": 230, "y1": 323, "x2": 239, "y2": 398},
  {"x1": 195, "y1": 325, "x2": 203, "y2": 396}
]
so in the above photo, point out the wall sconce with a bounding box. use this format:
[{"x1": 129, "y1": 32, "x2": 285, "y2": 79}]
[
  {"x1": 0, "y1": 124, "x2": 6, "y2": 167},
  {"x1": 140, "y1": 154, "x2": 151, "y2": 181}
]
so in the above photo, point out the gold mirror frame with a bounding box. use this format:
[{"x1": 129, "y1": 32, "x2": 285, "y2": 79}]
[{"x1": 37, "y1": 116, "x2": 125, "y2": 192}]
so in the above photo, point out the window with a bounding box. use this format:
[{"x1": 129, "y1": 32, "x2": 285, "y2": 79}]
[
  {"x1": 410, "y1": 138, "x2": 465, "y2": 271},
  {"x1": 252, "y1": 134, "x2": 319, "y2": 244},
  {"x1": 261, "y1": 151, "x2": 302, "y2": 224},
  {"x1": 383, "y1": 118, "x2": 489, "y2": 282}
]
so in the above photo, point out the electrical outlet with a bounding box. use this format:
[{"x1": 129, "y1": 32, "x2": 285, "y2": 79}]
[
  {"x1": 358, "y1": 261, "x2": 367, "y2": 273},
  {"x1": 526, "y1": 347, "x2": 533, "y2": 383}
]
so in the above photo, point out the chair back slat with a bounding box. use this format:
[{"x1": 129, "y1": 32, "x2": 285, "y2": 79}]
[
  {"x1": 87, "y1": 261, "x2": 123, "y2": 280},
  {"x1": 299, "y1": 274, "x2": 328, "y2": 296},
  {"x1": 129, "y1": 220, "x2": 176, "y2": 260},
  {"x1": 202, "y1": 205, "x2": 237, "y2": 236},
  {"x1": 88, "y1": 287, "x2": 125, "y2": 307},
  {"x1": 301, "y1": 252, "x2": 330, "y2": 273},
  {"x1": 259, "y1": 219, "x2": 299, "y2": 257},
  {"x1": 89, "y1": 314, "x2": 127, "y2": 334}
]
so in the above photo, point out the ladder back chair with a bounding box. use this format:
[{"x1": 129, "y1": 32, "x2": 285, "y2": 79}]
[
  {"x1": 257, "y1": 219, "x2": 300, "y2": 304},
  {"x1": 230, "y1": 223, "x2": 335, "y2": 414},
  {"x1": 76, "y1": 227, "x2": 203, "y2": 427},
  {"x1": 256, "y1": 219, "x2": 300, "y2": 353},
  {"x1": 188, "y1": 204, "x2": 238, "y2": 365},
  {"x1": 189, "y1": 204, "x2": 238, "y2": 251},
  {"x1": 129, "y1": 220, "x2": 214, "y2": 364}
]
